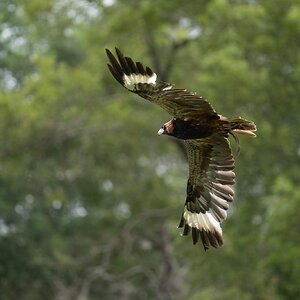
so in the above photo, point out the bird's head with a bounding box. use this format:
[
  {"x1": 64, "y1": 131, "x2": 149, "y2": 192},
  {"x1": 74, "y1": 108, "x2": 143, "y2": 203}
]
[{"x1": 157, "y1": 119, "x2": 174, "y2": 137}]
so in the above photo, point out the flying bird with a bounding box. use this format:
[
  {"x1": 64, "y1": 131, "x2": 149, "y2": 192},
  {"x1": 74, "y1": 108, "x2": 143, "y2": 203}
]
[{"x1": 105, "y1": 47, "x2": 256, "y2": 251}]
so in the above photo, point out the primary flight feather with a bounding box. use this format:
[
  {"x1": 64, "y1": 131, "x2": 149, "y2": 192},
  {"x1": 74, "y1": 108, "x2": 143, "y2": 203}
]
[{"x1": 106, "y1": 47, "x2": 256, "y2": 251}]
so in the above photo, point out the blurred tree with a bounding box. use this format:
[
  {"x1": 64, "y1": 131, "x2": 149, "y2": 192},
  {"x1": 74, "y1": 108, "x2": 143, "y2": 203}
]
[{"x1": 0, "y1": 0, "x2": 300, "y2": 299}]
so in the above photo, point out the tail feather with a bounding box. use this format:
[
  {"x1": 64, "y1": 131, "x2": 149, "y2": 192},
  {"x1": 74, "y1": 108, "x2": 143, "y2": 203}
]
[{"x1": 221, "y1": 116, "x2": 257, "y2": 137}]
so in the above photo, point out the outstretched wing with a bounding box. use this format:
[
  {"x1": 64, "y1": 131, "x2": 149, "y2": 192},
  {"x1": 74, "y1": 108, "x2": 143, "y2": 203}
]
[
  {"x1": 178, "y1": 133, "x2": 235, "y2": 250},
  {"x1": 106, "y1": 48, "x2": 218, "y2": 122}
]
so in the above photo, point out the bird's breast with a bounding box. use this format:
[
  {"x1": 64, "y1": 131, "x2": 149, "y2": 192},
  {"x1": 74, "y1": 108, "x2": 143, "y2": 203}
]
[{"x1": 173, "y1": 119, "x2": 214, "y2": 140}]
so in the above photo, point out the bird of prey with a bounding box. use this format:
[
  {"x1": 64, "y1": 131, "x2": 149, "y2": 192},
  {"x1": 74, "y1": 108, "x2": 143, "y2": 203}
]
[{"x1": 105, "y1": 47, "x2": 256, "y2": 251}]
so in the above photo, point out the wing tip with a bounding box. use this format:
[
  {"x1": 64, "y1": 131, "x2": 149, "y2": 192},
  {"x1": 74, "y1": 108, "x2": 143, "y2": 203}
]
[
  {"x1": 105, "y1": 47, "x2": 157, "y2": 87},
  {"x1": 179, "y1": 209, "x2": 224, "y2": 251},
  {"x1": 107, "y1": 63, "x2": 124, "y2": 85},
  {"x1": 105, "y1": 47, "x2": 125, "y2": 86},
  {"x1": 105, "y1": 48, "x2": 112, "y2": 55}
]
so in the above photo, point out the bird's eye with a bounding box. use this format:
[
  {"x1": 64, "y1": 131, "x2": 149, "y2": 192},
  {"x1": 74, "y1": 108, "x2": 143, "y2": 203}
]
[{"x1": 163, "y1": 125, "x2": 166, "y2": 130}]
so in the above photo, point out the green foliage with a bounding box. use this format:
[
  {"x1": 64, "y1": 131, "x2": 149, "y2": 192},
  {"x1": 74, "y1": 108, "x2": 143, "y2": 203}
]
[{"x1": 0, "y1": 0, "x2": 300, "y2": 299}]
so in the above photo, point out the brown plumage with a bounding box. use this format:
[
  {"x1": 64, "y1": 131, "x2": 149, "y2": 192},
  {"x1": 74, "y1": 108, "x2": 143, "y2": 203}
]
[{"x1": 106, "y1": 47, "x2": 256, "y2": 251}]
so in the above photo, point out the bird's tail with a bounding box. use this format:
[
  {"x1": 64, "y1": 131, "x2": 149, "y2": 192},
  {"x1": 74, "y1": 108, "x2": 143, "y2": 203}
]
[{"x1": 221, "y1": 116, "x2": 257, "y2": 137}]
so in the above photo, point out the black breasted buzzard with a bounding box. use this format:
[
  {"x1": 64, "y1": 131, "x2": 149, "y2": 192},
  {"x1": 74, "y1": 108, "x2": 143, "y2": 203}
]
[{"x1": 106, "y1": 48, "x2": 256, "y2": 251}]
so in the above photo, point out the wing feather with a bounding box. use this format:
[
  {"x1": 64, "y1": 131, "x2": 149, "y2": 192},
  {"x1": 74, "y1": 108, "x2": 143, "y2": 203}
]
[
  {"x1": 105, "y1": 48, "x2": 218, "y2": 122},
  {"x1": 178, "y1": 133, "x2": 235, "y2": 250}
]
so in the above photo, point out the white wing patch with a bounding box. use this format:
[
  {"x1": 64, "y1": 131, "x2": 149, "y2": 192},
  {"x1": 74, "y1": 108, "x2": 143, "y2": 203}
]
[
  {"x1": 123, "y1": 73, "x2": 157, "y2": 88},
  {"x1": 162, "y1": 85, "x2": 173, "y2": 91},
  {"x1": 183, "y1": 208, "x2": 222, "y2": 234}
]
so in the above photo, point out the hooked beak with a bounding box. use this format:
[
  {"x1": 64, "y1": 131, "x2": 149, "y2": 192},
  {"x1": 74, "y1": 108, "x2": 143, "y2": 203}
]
[{"x1": 157, "y1": 127, "x2": 165, "y2": 135}]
